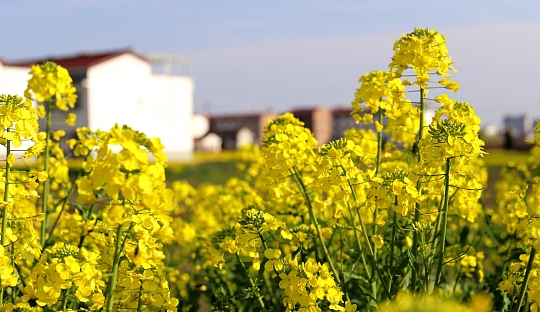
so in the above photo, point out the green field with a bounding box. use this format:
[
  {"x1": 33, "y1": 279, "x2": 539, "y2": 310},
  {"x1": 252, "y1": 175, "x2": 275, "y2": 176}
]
[
  {"x1": 166, "y1": 160, "x2": 241, "y2": 186},
  {"x1": 482, "y1": 148, "x2": 532, "y2": 167},
  {"x1": 166, "y1": 148, "x2": 532, "y2": 186},
  {"x1": 165, "y1": 151, "x2": 242, "y2": 185}
]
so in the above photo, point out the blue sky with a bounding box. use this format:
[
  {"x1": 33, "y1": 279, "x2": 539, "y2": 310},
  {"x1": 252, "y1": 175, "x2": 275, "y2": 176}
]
[{"x1": 2, "y1": 0, "x2": 539, "y2": 126}]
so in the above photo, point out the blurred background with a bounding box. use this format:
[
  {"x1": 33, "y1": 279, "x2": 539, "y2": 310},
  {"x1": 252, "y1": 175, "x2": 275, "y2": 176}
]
[{"x1": 1, "y1": 0, "x2": 539, "y2": 163}]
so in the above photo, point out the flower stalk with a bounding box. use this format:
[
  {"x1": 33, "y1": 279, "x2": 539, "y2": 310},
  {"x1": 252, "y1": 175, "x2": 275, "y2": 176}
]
[
  {"x1": 513, "y1": 247, "x2": 536, "y2": 312},
  {"x1": 434, "y1": 157, "x2": 452, "y2": 286},
  {"x1": 105, "y1": 223, "x2": 124, "y2": 312},
  {"x1": 410, "y1": 87, "x2": 425, "y2": 291},
  {"x1": 1, "y1": 134, "x2": 11, "y2": 247},
  {"x1": 292, "y1": 167, "x2": 342, "y2": 285},
  {"x1": 0, "y1": 133, "x2": 11, "y2": 306},
  {"x1": 40, "y1": 98, "x2": 53, "y2": 247}
]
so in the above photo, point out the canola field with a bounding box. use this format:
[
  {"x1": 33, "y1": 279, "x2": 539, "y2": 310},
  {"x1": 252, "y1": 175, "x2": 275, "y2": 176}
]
[{"x1": 1, "y1": 28, "x2": 540, "y2": 312}]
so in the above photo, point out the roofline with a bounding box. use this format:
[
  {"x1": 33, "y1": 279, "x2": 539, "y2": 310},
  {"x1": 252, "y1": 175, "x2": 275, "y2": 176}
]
[
  {"x1": 4, "y1": 48, "x2": 148, "y2": 69},
  {"x1": 84, "y1": 49, "x2": 148, "y2": 68},
  {"x1": 209, "y1": 113, "x2": 262, "y2": 120},
  {"x1": 290, "y1": 107, "x2": 332, "y2": 114}
]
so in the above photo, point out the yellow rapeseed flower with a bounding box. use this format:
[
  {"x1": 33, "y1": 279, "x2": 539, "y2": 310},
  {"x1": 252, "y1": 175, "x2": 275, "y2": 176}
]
[{"x1": 25, "y1": 62, "x2": 77, "y2": 111}]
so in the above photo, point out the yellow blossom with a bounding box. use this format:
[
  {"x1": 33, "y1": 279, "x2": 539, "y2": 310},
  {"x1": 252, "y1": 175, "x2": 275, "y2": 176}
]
[
  {"x1": 65, "y1": 113, "x2": 77, "y2": 126},
  {"x1": 371, "y1": 235, "x2": 384, "y2": 249}
]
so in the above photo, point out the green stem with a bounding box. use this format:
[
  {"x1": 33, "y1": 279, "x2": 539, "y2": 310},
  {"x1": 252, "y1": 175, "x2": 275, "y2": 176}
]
[
  {"x1": 452, "y1": 270, "x2": 461, "y2": 293},
  {"x1": 372, "y1": 110, "x2": 383, "y2": 242},
  {"x1": 371, "y1": 106, "x2": 384, "y2": 295},
  {"x1": 291, "y1": 167, "x2": 342, "y2": 285},
  {"x1": 410, "y1": 87, "x2": 425, "y2": 291},
  {"x1": 136, "y1": 282, "x2": 144, "y2": 312},
  {"x1": 375, "y1": 108, "x2": 383, "y2": 175},
  {"x1": 255, "y1": 231, "x2": 278, "y2": 306},
  {"x1": 340, "y1": 166, "x2": 371, "y2": 279},
  {"x1": 106, "y1": 223, "x2": 124, "y2": 312},
  {"x1": 434, "y1": 157, "x2": 452, "y2": 287},
  {"x1": 345, "y1": 201, "x2": 371, "y2": 279},
  {"x1": 235, "y1": 254, "x2": 265, "y2": 309},
  {"x1": 339, "y1": 229, "x2": 345, "y2": 292},
  {"x1": 346, "y1": 175, "x2": 391, "y2": 299},
  {"x1": 0, "y1": 137, "x2": 12, "y2": 306},
  {"x1": 44, "y1": 170, "x2": 82, "y2": 247},
  {"x1": 10, "y1": 242, "x2": 15, "y2": 305},
  {"x1": 429, "y1": 197, "x2": 445, "y2": 252},
  {"x1": 263, "y1": 272, "x2": 277, "y2": 307},
  {"x1": 40, "y1": 99, "x2": 53, "y2": 247},
  {"x1": 513, "y1": 247, "x2": 536, "y2": 312},
  {"x1": 62, "y1": 288, "x2": 69, "y2": 311},
  {"x1": 423, "y1": 242, "x2": 430, "y2": 293},
  {"x1": 1, "y1": 137, "x2": 11, "y2": 247},
  {"x1": 78, "y1": 206, "x2": 98, "y2": 249},
  {"x1": 387, "y1": 198, "x2": 397, "y2": 296}
]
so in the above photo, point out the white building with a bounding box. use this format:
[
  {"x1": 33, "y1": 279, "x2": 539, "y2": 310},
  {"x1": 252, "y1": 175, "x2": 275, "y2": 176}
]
[
  {"x1": 0, "y1": 59, "x2": 29, "y2": 96},
  {"x1": 0, "y1": 49, "x2": 194, "y2": 160}
]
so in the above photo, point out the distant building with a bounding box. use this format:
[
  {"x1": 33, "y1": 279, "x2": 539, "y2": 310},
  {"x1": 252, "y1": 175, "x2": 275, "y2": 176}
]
[
  {"x1": 236, "y1": 127, "x2": 256, "y2": 148},
  {"x1": 504, "y1": 114, "x2": 534, "y2": 137},
  {"x1": 291, "y1": 108, "x2": 333, "y2": 146},
  {"x1": 199, "y1": 133, "x2": 223, "y2": 152},
  {"x1": 503, "y1": 114, "x2": 539, "y2": 150},
  {"x1": 0, "y1": 59, "x2": 29, "y2": 96},
  {"x1": 202, "y1": 108, "x2": 336, "y2": 150},
  {"x1": 332, "y1": 107, "x2": 363, "y2": 140},
  {"x1": 207, "y1": 112, "x2": 279, "y2": 150},
  {"x1": 202, "y1": 107, "x2": 349, "y2": 150},
  {"x1": 200, "y1": 105, "x2": 451, "y2": 151},
  {"x1": 1, "y1": 49, "x2": 194, "y2": 160}
]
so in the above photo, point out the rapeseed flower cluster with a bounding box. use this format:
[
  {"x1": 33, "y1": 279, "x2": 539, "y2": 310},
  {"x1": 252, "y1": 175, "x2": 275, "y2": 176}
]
[
  {"x1": 25, "y1": 62, "x2": 77, "y2": 111},
  {"x1": 492, "y1": 123, "x2": 540, "y2": 312},
  {"x1": 167, "y1": 27, "x2": 491, "y2": 311},
  {"x1": 0, "y1": 95, "x2": 44, "y2": 156},
  {"x1": 351, "y1": 71, "x2": 416, "y2": 148},
  {"x1": 389, "y1": 28, "x2": 456, "y2": 89},
  {"x1": 279, "y1": 258, "x2": 345, "y2": 312},
  {"x1": 22, "y1": 243, "x2": 104, "y2": 309},
  {"x1": 0, "y1": 62, "x2": 180, "y2": 311},
  {"x1": 262, "y1": 112, "x2": 318, "y2": 177},
  {"x1": 377, "y1": 292, "x2": 492, "y2": 312}
]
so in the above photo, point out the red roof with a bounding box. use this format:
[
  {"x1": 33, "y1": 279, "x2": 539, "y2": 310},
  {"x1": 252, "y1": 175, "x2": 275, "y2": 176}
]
[{"x1": 6, "y1": 49, "x2": 146, "y2": 69}]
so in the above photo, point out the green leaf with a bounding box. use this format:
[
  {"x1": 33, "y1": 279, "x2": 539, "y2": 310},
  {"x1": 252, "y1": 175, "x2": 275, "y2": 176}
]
[{"x1": 343, "y1": 272, "x2": 369, "y2": 283}]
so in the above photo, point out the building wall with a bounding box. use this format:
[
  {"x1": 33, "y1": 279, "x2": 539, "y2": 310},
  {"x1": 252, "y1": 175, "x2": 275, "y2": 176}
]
[
  {"x1": 312, "y1": 108, "x2": 333, "y2": 146},
  {"x1": 0, "y1": 64, "x2": 32, "y2": 159},
  {"x1": 258, "y1": 112, "x2": 279, "y2": 143},
  {"x1": 504, "y1": 114, "x2": 534, "y2": 136},
  {"x1": 292, "y1": 108, "x2": 333, "y2": 146},
  {"x1": 148, "y1": 74, "x2": 194, "y2": 159},
  {"x1": 0, "y1": 63, "x2": 29, "y2": 96},
  {"x1": 70, "y1": 69, "x2": 90, "y2": 135},
  {"x1": 209, "y1": 115, "x2": 260, "y2": 149},
  {"x1": 86, "y1": 54, "x2": 194, "y2": 160}
]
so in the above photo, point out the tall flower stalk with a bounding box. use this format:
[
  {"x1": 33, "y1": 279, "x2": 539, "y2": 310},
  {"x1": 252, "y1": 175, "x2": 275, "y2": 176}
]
[
  {"x1": 1, "y1": 133, "x2": 11, "y2": 248},
  {"x1": 40, "y1": 98, "x2": 52, "y2": 246},
  {"x1": 24, "y1": 62, "x2": 77, "y2": 247},
  {"x1": 388, "y1": 28, "x2": 460, "y2": 291},
  {"x1": 0, "y1": 95, "x2": 43, "y2": 305}
]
